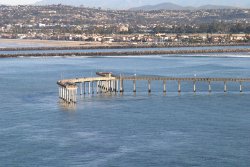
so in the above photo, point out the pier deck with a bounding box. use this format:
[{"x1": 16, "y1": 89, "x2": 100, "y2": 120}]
[{"x1": 57, "y1": 72, "x2": 250, "y2": 103}]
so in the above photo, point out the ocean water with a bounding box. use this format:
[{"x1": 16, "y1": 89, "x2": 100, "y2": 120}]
[{"x1": 1, "y1": 54, "x2": 250, "y2": 166}]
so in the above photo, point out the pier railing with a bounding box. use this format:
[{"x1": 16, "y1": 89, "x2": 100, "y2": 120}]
[{"x1": 57, "y1": 72, "x2": 250, "y2": 103}]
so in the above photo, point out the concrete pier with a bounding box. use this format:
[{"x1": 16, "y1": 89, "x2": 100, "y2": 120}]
[{"x1": 57, "y1": 72, "x2": 250, "y2": 103}]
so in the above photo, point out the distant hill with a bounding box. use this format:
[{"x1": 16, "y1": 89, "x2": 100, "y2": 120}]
[
  {"x1": 34, "y1": 0, "x2": 248, "y2": 10},
  {"x1": 130, "y1": 3, "x2": 238, "y2": 11},
  {"x1": 35, "y1": 0, "x2": 137, "y2": 9},
  {"x1": 129, "y1": 3, "x2": 186, "y2": 11},
  {"x1": 197, "y1": 5, "x2": 237, "y2": 10}
]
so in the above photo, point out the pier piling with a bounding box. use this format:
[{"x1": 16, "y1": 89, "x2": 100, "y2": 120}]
[
  {"x1": 240, "y1": 82, "x2": 243, "y2": 92},
  {"x1": 208, "y1": 81, "x2": 212, "y2": 92},
  {"x1": 148, "y1": 80, "x2": 151, "y2": 93},
  {"x1": 80, "y1": 83, "x2": 83, "y2": 95},
  {"x1": 92, "y1": 82, "x2": 94, "y2": 94},
  {"x1": 133, "y1": 80, "x2": 136, "y2": 92},
  {"x1": 163, "y1": 80, "x2": 166, "y2": 93},
  {"x1": 88, "y1": 82, "x2": 91, "y2": 94},
  {"x1": 83, "y1": 82, "x2": 86, "y2": 94},
  {"x1": 193, "y1": 81, "x2": 196, "y2": 92},
  {"x1": 224, "y1": 81, "x2": 227, "y2": 92},
  {"x1": 178, "y1": 81, "x2": 181, "y2": 93},
  {"x1": 116, "y1": 80, "x2": 119, "y2": 92},
  {"x1": 120, "y1": 79, "x2": 124, "y2": 92}
]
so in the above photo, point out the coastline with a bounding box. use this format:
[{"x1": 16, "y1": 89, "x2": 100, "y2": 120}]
[
  {"x1": 1, "y1": 48, "x2": 250, "y2": 58},
  {"x1": 0, "y1": 39, "x2": 249, "y2": 51},
  {"x1": 0, "y1": 39, "x2": 106, "y2": 48}
]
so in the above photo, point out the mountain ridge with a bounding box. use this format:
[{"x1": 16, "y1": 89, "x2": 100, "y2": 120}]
[
  {"x1": 130, "y1": 3, "x2": 186, "y2": 11},
  {"x1": 129, "y1": 3, "x2": 238, "y2": 11},
  {"x1": 34, "y1": 0, "x2": 249, "y2": 10}
]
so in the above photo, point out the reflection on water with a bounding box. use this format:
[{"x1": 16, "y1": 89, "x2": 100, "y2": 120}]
[{"x1": 58, "y1": 100, "x2": 77, "y2": 111}]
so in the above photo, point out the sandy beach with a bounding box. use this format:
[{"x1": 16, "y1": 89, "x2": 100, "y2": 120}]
[
  {"x1": 0, "y1": 39, "x2": 249, "y2": 50},
  {"x1": 0, "y1": 39, "x2": 116, "y2": 48}
]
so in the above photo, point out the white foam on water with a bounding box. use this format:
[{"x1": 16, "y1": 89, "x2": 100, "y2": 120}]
[
  {"x1": 84, "y1": 146, "x2": 135, "y2": 167},
  {"x1": 74, "y1": 131, "x2": 100, "y2": 140},
  {"x1": 104, "y1": 55, "x2": 164, "y2": 58},
  {"x1": 162, "y1": 53, "x2": 250, "y2": 58}
]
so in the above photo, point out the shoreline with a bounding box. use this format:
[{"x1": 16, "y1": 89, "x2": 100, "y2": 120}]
[
  {"x1": 1, "y1": 48, "x2": 250, "y2": 58},
  {"x1": 0, "y1": 39, "x2": 249, "y2": 51}
]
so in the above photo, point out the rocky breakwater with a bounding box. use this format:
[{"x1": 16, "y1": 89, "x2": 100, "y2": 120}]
[
  {"x1": 0, "y1": 43, "x2": 249, "y2": 51},
  {"x1": 1, "y1": 48, "x2": 250, "y2": 58}
]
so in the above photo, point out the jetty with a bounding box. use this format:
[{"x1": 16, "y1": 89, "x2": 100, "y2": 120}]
[
  {"x1": 0, "y1": 42, "x2": 249, "y2": 51},
  {"x1": 57, "y1": 72, "x2": 250, "y2": 103},
  {"x1": 1, "y1": 48, "x2": 250, "y2": 58}
]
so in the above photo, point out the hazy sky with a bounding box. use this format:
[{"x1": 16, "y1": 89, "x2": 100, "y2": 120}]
[
  {"x1": 1, "y1": 0, "x2": 250, "y2": 7},
  {"x1": 0, "y1": 0, "x2": 37, "y2": 5}
]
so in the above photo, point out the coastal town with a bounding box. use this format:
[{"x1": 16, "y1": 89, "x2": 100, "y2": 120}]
[
  {"x1": 1, "y1": 1, "x2": 250, "y2": 167},
  {"x1": 0, "y1": 5, "x2": 249, "y2": 44}
]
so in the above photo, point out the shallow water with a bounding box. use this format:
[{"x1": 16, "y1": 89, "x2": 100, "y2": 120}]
[{"x1": 1, "y1": 54, "x2": 250, "y2": 166}]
